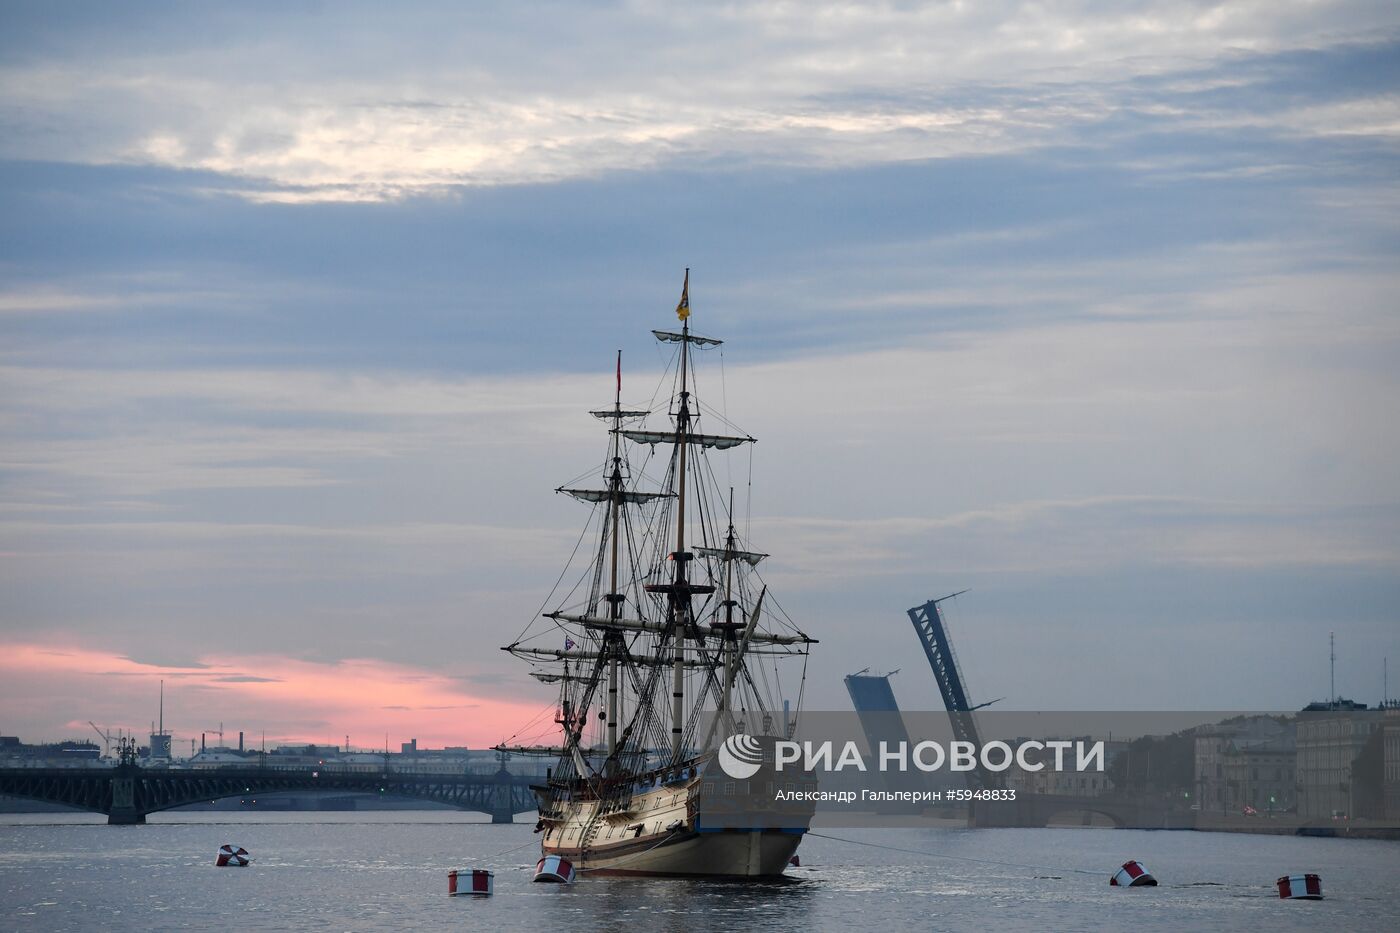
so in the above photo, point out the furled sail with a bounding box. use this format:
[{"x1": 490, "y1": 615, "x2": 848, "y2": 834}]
[
  {"x1": 590, "y1": 409, "x2": 651, "y2": 420},
  {"x1": 557, "y1": 488, "x2": 674, "y2": 504},
  {"x1": 546, "y1": 611, "x2": 812, "y2": 645},
  {"x1": 506, "y1": 645, "x2": 715, "y2": 668},
  {"x1": 652, "y1": 329, "x2": 722, "y2": 347},
  {"x1": 619, "y1": 430, "x2": 754, "y2": 450},
  {"x1": 695, "y1": 546, "x2": 768, "y2": 566},
  {"x1": 495, "y1": 744, "x2": 572, "y2": 756}
]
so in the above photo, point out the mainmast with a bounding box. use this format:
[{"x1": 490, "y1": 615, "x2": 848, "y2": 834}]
[
  {"x1": 670, "y1": 271, "x2": 693, "y2": 762},
  {"x1": 636, "y1": 271, "x2": 773, "y2": 762},
  {"x1": 634, "y1": 270, "x2": 720, "y2": 763}
]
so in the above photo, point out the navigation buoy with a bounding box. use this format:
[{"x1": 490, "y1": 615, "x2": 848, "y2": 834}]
[
  {"x1": 448, "y1": 868, "x2": 494, "y2": 896},
  {"x1": 1109, "y1": 860, "x2": 1156, "y2": 887},
  {"x1": 216, "y1": 844, "x2": 250, "y2": 867},
  {"x1": 533, "y1": 855, "x2": 576, "y2": 883},
  {"x1": 1277, "y1": 874, "x2": 1323, "y2": 900}
]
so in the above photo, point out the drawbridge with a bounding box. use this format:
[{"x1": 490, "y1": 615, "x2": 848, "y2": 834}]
[{"x1": 907, "y1": 592, "x2": 1001, "y2": 791}]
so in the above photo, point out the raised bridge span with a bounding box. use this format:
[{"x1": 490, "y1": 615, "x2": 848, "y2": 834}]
[{"x1": 0, "y1": 762, "x2": 539, "y2": 825}]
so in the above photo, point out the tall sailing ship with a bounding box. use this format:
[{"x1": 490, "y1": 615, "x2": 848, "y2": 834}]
[{"x1": 497, "y1": 272, "x2": 818, "y2": 877}]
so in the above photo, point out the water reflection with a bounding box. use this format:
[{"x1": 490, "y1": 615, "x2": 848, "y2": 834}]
[
  {"x1": 544, "y1": 873, "x2": 817, "y2": 932},
  {"x1": 2, "y1": 815, "x2": 1398, "y2": 932}
]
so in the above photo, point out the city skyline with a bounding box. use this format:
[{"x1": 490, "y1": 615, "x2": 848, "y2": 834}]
[{"x1": 3, "y1": 2, "x2": 1398, "y2": 747}]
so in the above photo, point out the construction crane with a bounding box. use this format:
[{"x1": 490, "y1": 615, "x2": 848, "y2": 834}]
[
  {"x1": 88, "y1": 722, "x2": 113, "y2": 758},
  {"x1": 907, "y1": 592, "x2": 1002, "y2": 790}
]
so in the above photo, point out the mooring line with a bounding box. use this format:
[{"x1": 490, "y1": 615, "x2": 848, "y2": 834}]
[
  {"x1": 805, "y1": 831, "x2": 1101, "y2": 876},
  {"x1": 477, "y1": 837, "x2": 541, "y2": 866}
]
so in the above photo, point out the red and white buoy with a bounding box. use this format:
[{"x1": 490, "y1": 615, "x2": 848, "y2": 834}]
[
  {"x1": 1109, "y1": 860, "x2": 1156, "y2": 887},
  {"x1": 448, "y1": 868, "x2": 494, "y2": 896},
  {"x1": 1277, "y1": 874, "x2": 1323, "y2": 900},
  {"x1": 215, "y1": 844, "x2": 250, "y2": 867},
  {"x1": 533, "y1": 855, "x2": 577, "y2": 883}
]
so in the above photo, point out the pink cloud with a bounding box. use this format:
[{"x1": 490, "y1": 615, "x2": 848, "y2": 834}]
[{"x1": 0, "y1": 641, "x2": 550, "y2": 751}]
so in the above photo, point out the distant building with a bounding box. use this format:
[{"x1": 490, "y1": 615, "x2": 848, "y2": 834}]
[
  {"x1": 250, "y1": 744, "x2": 340, "y2": 768},
  {"x1": 331, "y1": 753, "x2": 390, "y2": 774},
  {"x1": 1383, "y1": 706, "x2": 1400, "y2": 820},
  {"x1": 0, "y1": 739, "x2": 105, "y2": 769},
  {"x1": 1295, "y1": 699, "x2": 1380, "y2": 820},
  {"x1": 187, "y1": 748, "x2": 255, "y2": 769},
  {"x1": 1222, "y1": 733, "x2": 1295, "y2": 813},
  {"x1": 1194, "y1": 716, "x2": 1290, "y2": 814}
]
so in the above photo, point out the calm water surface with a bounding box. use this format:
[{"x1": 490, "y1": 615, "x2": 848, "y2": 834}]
[{"x1": 2, "y1": 811, "x2": 1397, "y2": 931}]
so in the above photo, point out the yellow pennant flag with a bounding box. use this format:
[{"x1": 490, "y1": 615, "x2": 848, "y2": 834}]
[{"x1": 676, "y1": 269, "x2": 690, "y2": 322}]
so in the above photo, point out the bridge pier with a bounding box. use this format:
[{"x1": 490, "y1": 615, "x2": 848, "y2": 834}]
[
  {"x1": 489, "y1": 766, "x2": 517, "y2": 823},
  {"x1": 108, "y1": 776, "x2": 146, "y2": 824}
]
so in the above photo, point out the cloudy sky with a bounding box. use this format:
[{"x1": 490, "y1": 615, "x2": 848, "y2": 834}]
[{"x1": 2, "y1": 1, "x2": 1397, "y2": 750}]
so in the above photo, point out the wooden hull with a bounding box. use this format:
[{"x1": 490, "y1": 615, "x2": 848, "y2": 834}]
[
  {"x1": 549, "y1": 828, "x2": 803, "y2": 877},
  {"x1": 536, "y1": 769, "x2": 806, "y2": 878}
]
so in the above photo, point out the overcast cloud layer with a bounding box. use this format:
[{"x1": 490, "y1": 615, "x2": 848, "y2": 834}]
[{"x1": 2, "y1": 1, "x2": 1398, "y2": 748}]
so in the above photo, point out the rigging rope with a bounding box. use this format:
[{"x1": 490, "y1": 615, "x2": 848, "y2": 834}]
[
  {"x1": 719, "y1": 344, "x2": 731, "y2": 496},
  {"x1": 512, "y1": 505, "x2": 599, "y2": 646},
  {"x1": 498, "y1": 698, "x2": 566, "y2": 747}
]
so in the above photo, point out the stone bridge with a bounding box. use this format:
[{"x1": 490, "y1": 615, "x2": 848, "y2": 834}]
[{"x1": 0, "y1": 763, "x2": 539, "y2": 825}]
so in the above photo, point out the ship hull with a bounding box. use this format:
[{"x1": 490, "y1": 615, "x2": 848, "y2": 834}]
[
  {"x1": 548, "y1": 828, "x2": 803, "y2": 877},
  {"x1": 536, "y1": 764, "x2": 807, "y2": 878}
]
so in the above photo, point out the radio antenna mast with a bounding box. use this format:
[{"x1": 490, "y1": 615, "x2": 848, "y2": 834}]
[{"x1": 1330, "y1": 631, "x2": 1336, "y2": 707}]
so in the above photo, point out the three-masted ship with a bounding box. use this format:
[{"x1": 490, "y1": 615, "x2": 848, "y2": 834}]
[{"x1": 497, "y1": 272, "x2": 817, "y2": 877}]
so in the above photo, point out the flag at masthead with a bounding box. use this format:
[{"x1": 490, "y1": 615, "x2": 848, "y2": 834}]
[{"x1": 676, "y1": 268, "x2": 690, "y2": 321}]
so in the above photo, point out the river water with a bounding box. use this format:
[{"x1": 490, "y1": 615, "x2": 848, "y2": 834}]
[{"x1": 2, "y1": 811, "x2": 1397, "y2": 931}]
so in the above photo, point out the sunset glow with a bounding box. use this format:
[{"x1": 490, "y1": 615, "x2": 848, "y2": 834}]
[{"x1": 0, "y1": 642, "x2": 548, "y2": 751}]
